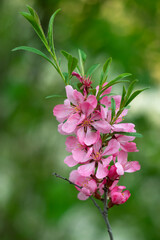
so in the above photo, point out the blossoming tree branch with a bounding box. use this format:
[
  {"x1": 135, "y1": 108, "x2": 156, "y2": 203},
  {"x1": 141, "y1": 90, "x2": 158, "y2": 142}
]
[{"x1": 12, "y1": 6, "x2": 148, "y2": 240}]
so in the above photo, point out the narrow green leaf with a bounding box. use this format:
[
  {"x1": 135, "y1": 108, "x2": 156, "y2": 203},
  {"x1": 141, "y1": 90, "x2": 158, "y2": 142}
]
[
  {"x1": 126, "y1": 79, "x2": 138, "y2": 99},
  {"x1": 113, "y1": 131, "x2": 143, "y2": 138},
  {"x1": 26, "y1": 5, "x2": 41, "y2": 24},
  {"x1": 125, "y1": 88, "x2": 149, "y2": 106},
  {"x1": 120, "y1": 85, "x2": 126, "y2": 108},
  {"x1": 20, "y1": 11, "x2": 48, "y2": 48},
  {"x1": 111, "y1": 98, "x2": 116, "y2": 120},
  {"x1": 12, "y1": 46, "x2": 57, "y2": 69},
  {"x1": 48, "y1": 9, "x2": 61, "y2": 52},
  {"x1": 68, "y1": 55, "x2": 78, "y2": 76},
  {"x1": 86, "y1": 64, "x2": 100, "y2": 77},
  {"x1": 78, "y1": 49, "x2": 87, "y2": 76},
  {"x1": 102, "y1": 57, "x2": 112, "y2": 84},
  {"x1": 45, "y1": 94, "x2": 65, "y2": 99},
  {"x1": 99, "y1": 103, "x2": 106, "y2": 108},
  {"x1": 101, "y1": 79, "x2": 130, "y2": 95},
  {"x1": 98, "y1": 93, "x2": 117, "y2": 101},
  {"x1": 63, "y1": 72, "x2": 69, "y2": 84},
  {"x1": 61, "y1": 50, "x2": 70, "y2": 60}
]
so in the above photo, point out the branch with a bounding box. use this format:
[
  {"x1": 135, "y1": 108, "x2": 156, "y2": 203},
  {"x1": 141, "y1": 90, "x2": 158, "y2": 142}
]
[
  {"x1": 103, "y1": 186, "x2": 114, "y2": 240},
  {"x1": 53, "y1": 172, "x2": 114, "y2": 240},
  {"x1": 52, "y1": 172, "x2": 104, "y2": 217}
]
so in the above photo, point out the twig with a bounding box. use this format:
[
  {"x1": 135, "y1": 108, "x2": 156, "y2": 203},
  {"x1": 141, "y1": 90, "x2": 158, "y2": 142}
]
[
  {"x1": 53, "y1": 172, "x2": 114, "y2": 240},
  {"x1": 103, "y1": 186, "x2": 114, "y2": 240}
]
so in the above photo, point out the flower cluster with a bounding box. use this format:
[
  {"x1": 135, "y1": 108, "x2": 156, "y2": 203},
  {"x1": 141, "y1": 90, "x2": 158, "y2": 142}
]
[{"x1": 53, "y1": 73, "x2": 141, "y2": 207}]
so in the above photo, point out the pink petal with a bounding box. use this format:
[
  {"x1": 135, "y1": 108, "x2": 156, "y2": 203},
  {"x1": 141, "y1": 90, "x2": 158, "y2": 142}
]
[
  {"x1": 72, "y1": 72, "x2": 83, "y2": 83},
  {"x1": 84, "y1": 127, "x2": 100, "y2": 146},
  {"x1": 112, "y1": 123, "x2": 136, "y2": 132},
  {"x1": 58, "y1": 123, "x2": 69, "y2": 135},
  {"x1": 121, "y1": 142, "x2": 138, "y2": 152},
  {"x1": 93, "y1": 138, "x2": 102, "y2": 153},
  {"x1": 78, "y1": 191, "x2": 89, "y2": 200},
  {"x1": 65, "y1": 85, "x2": 77, "y2": 105},
  {"x1": 62, "y1": 113, "x2": 80, "y2": 133},
  {"x1": 86, "y1": 95, "x2": 97, "y2": 109},
  {"x1": 87, "y1": 179, "x2": 97, "y2": 192},
  {"x1": 77, "y1": 127, "x2": 86, "y2": 145},
  {"x1": 73, "y1": 90, "x2": 84, "y2": 104},
  {"x1": 53, "y1": 104, "x2": 73, "y2": 122},
  {"x1": 69, "y1": 170, "x2": 80, "y2": 182},
  {"x1": 117, "y1": 151, "x2": 128, "y2": 165},
  {"x1": 122, "y1": 190, "x2": 131, "y2": 203},
  {"x1": 65, "y1": 136, "x2": 78, "y2": 152},
  {"x1": 96, "y1": 162, "x2": 108, "y2": 179},
  {"x1": 102, "y1": 156, "x2": 112, "y2": 167},
  {"x1": 92, "y1": 120, "x2": 111, "y2": 134},
  {"x1": 124, "y1": 161, "x2": 141, "y2": 173},
  {"x1": 78, "y1": 162, "x2": 95, "y2": 177},
  {"x1": 64, "y1": 155, "x2": 77, "y2": 167},
  {"x1": 115, "y1": 162, "x2": 124, "y2": 175},
  {"x1": 103, "y1": 139, "x2": 120, "y2": 156},
  {"x1": 80, "y1": 102, "x2": 94, "y2": 117},
  {"x1": 72, "y1": 147, "x2": 92, "y2": 163}
]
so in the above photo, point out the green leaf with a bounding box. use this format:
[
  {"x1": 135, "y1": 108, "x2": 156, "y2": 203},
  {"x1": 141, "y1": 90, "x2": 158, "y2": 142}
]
[
  {"x1": 98, "y1": 93, "x2": 117, "y2": 101},
  {"x1": 86, "y1": 64, "x2": 100, "y2": 77},
  {"x1": 45, "y1": 94, "x2": 65, "y2": 99},
  {"x1": 48, "y1": 9, "x2": 61, "y2": 52},
  {"x1": 113, "y1": 131, "x2": 143, "y2": 138},
  {"x1": 99, "y1": 103, "x2": 106, "y2": 108},
  {"x1": 111, "y1": 98, "x2": 116, "y2": 120},
  {"x1": 68, "y1": 55, "x2": 78, "y2": 76},
  {"x1": 101, "y1": 57, "x2": 112, "y2": 84},
  {"x1": 20, "y1": 8, "x2": 48, "y2": 48},
  {"x1": 126, "y1": 79, "x2": 138, "y2": 99},
  {"x1": 120, "y1": 85, "x2": 126, "y2": 108},
  {"x1": 61, "y1": 50, "x2": 70, "y2": 60},
  {"x1": 125, "y1": 88, "x2": 149, "y2": 106},
  {"x1": 12, "y1": 46, "x2": 57, "y2": 69},
  {"x1": 101, "y1": 79, "x2": 130, "y2": 95},
  {"x1": 78, "y1": 49, "x2": 87, "y2": 76}
]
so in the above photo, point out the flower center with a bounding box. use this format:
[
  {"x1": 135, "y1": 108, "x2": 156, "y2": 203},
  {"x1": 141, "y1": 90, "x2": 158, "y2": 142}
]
[
  {"x1": 92, "y1": 151, "x2": 101, "y2": 161},
  {"x1": 82, "y1": 118, "x2": 91, "y2": 127}
]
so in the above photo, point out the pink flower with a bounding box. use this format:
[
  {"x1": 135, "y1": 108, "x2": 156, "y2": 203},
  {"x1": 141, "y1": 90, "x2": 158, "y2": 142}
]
[
  {"x1": 72, "y1": 72, "x2": 92, "y2": 95},
  {"x1": 54, "y1": 85, "x2": 98, "y2": 135},
  {"x1": 78, "y1": 139, "x2": 120, "y2": 179},
  {"x1": 76, "y1": 104, "x2": 111, "y2": 146},
  {"x1": 64, "y1": 136, "x2": 93, "y2": 167},
  {"x1": 69, "y1": 170, "x2": 97, "y2": 200},
  {"x1": 115, "y1": 150, "x2": 141, "y2": 175},
  {"x1": 109, "y1": 185, "x2": 131, "y2": 206}
]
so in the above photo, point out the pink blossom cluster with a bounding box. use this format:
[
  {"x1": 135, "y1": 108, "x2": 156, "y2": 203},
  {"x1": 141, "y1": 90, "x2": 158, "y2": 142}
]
[{"x1": 53, "y1": 73, "x2": 140, "y2": 207}]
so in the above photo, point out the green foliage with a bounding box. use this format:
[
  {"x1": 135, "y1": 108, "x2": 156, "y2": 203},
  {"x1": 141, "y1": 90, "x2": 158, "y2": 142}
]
[
  {"x1": 100, "y1": 57, "x2": 112, "y2": 85},
  {"x1": 113, "y1": 131, "x2": 143, "y2": 138},
  {"x1": 61, "y1": 50, "x2": 78, "y2": 83},
  {"x1": 12, "y1": 46, "x2": 57, "y2": 69},
  {"x1": 125, "y1": 88, "x2": 149, "y2": 106},
  {"x1": 47, "y1": 9, "x2": 61, "y2": 53},
  {"x1": 86, "y1": 64, "x2": 100, "y2": 77},
  {"x1": 78, "y1": 49, "x2": 87, "y2": 76},
  {"x1": 20, "y1": 6, "x2": 48, "y2": 49},
  {"x1": 45, "y1": 95, "x2": 65, "y2": 99},
  {"x1": 111, "y1": 98, "x2": 116, "y2": 120}
]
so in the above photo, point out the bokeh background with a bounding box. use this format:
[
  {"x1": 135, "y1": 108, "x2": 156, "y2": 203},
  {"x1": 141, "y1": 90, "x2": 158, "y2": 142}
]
[{"x1": 1, "y1": 0, "x2": 160, "y2": 239}]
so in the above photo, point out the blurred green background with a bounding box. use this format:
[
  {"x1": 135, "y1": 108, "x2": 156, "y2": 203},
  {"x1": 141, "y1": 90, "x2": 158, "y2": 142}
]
[{"x1": 1, "y1": 0, "x2": 160, "y2": 239}]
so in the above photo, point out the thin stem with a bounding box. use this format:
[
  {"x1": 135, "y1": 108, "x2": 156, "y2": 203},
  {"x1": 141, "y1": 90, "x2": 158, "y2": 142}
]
[
  {"x1": 103, "y1": 186, "x2": 114, "y2": 240},
  {"x1": 48, "y1": 49, "x2": 66, "y2": 82},
  {"x1": 53, "y1": 172, "x2": 114, "y2": 240}
]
